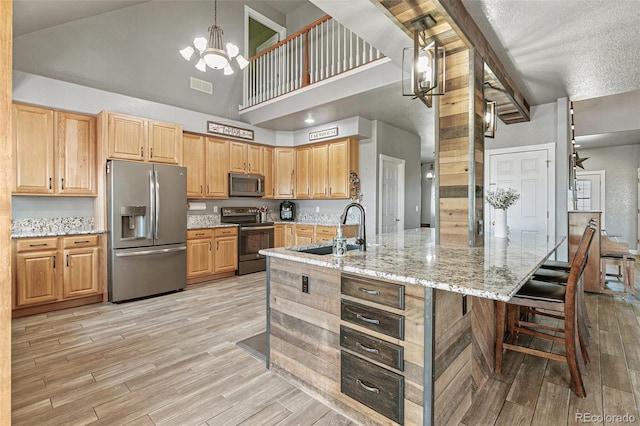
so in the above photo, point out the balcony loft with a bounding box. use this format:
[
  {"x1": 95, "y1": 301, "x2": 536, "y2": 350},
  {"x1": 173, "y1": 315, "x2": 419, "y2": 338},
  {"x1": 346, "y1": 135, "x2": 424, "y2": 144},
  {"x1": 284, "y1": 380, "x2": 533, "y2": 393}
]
[{"x1": 238, "y1": 15, "x2": 400, "y2": 127}]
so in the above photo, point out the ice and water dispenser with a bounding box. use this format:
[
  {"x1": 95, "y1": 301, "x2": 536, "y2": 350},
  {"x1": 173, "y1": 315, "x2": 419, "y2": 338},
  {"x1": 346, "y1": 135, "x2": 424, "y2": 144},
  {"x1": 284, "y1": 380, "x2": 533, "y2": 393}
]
[{"x1": 120, "y1": 206, "x2": 147, "y2": 239}]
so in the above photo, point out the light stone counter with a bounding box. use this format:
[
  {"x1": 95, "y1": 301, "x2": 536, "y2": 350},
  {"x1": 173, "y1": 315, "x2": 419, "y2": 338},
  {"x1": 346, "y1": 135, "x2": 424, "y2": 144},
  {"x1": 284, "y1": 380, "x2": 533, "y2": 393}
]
[{"x1": 260, "y1": 227, "x2": 565, "y2": 301}]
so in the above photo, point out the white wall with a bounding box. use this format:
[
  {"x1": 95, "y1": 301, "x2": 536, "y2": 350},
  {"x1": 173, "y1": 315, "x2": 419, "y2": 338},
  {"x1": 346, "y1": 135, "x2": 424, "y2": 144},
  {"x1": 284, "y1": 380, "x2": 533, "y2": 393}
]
[
  {"x1": 579, "y1": 144, "x2": 640, "y2": 250},
  {"x1": 421, "y1": 163, "x2": 433, "y2": 225},
  {"x1": 286, "y1": 2, "x2": 326, "y2": 33},
  {"x1": 575, "y1": 89, "x2": 640, "y2": 136}
]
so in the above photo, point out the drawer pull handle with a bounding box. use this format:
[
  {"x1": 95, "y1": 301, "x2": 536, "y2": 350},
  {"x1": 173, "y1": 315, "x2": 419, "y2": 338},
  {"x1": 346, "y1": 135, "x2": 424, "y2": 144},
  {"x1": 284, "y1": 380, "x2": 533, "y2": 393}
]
[
  {"x1": 73, "y1": 240, "x2": 90, "y2": 244},
  {"x1": 356, "y1": 313, "x2": 380, "y2": 325},
  {"x1": 357, "y1": 287, "x2": 380, "y2": 296},
  {"x1": 356, "y1": 342, "x2": 379, "y2": 354},
  {"x1": 29, "y1": 243, "x2": 49, "y2": 247},
  {"x1": 356, "y1": 379, "x2": 380, "y2": 394}
]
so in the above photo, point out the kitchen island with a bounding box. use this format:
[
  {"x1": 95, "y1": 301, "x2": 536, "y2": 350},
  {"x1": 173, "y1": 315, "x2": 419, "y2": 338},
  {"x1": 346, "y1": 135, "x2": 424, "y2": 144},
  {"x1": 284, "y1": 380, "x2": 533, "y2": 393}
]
[{"x1": 260, "y1": 228, "x2": 564, "y2": 425}]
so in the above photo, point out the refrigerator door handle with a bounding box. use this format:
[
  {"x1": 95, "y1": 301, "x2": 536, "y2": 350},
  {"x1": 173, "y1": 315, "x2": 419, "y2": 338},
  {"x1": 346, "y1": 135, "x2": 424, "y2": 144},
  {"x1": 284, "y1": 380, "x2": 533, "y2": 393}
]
[
  {"x1": 149, "y1": 170, "x2": 155, "y2": 240},
  {"x1": 115, "y1": 246, "x2": 187, "y2": 258},
  {"x1": 154, "y1": 169, "x2": 160, "y2": 239}
]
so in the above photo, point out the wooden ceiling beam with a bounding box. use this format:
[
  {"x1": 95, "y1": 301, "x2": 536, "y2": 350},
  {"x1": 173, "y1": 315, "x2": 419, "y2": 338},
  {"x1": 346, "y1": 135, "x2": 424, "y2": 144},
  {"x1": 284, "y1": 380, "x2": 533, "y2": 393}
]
[{"x1": 434, "y1": 0, "x2": 530, "y2": 121}]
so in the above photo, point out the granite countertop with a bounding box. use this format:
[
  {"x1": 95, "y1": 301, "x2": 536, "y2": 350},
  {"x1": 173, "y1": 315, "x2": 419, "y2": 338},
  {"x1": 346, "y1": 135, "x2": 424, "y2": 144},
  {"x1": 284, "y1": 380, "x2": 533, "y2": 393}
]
[
  {"x1": 260, "y1": 228, "x2": 565, "y2": 301},
  {"x1": 272, "y1": 221, "x2": 359, "y2": 226},
  {"x1": 12, "y1": 229, "x2": 107, "y2": 239}
]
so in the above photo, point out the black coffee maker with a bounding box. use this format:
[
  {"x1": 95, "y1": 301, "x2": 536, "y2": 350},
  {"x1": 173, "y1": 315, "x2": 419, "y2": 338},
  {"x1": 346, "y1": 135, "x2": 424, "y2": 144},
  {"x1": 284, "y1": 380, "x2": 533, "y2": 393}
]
[{"x1": 279, "y1": 201, "x2": 296, "y2": 221}]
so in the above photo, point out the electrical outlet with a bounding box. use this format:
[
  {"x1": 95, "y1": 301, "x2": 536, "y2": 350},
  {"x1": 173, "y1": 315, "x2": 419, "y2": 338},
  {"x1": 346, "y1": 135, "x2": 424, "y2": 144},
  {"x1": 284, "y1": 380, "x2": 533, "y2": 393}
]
[
  {"x1": 213, "y1": 205, "x2": 218, "y2": 213},
  {"x1": 316, "y1": 206, "x2": 320, "y2": 213},
  {"x1": 301, "y1": 275, "x2": 309, "y2": 293}
]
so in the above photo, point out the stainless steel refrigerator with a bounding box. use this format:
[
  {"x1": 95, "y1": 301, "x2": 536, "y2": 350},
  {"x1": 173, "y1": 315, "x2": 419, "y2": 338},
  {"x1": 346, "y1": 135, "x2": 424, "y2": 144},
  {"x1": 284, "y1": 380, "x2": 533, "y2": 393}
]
[{"x1": 107, "y1": 160, "x2": 187, "y2": 302}]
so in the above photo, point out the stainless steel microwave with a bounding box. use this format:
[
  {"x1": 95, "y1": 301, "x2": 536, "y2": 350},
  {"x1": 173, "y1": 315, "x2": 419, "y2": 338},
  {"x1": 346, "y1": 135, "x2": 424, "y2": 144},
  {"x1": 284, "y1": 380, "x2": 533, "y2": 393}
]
[{"x1": 229, "y1": 173, "x2": 265, "y2": 197}]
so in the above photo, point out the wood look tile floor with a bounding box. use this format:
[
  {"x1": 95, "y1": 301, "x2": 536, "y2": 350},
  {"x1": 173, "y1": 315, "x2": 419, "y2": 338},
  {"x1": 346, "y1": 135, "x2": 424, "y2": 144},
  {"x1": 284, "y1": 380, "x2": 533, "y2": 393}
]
[{"x1": 12, "y1": 262, "x2": 640, "y2": 425}]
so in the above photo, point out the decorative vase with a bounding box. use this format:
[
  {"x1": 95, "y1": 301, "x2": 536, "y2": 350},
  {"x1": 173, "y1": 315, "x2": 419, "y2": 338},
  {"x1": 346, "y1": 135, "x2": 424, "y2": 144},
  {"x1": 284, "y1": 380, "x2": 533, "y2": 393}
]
[{"x1": 494, "y1": 209, "x2": 508, "y2": 238}]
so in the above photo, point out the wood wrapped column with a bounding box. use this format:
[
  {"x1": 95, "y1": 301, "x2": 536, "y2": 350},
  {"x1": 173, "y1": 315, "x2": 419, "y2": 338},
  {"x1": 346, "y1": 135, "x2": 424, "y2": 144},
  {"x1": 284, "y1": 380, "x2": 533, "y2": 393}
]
[{"x1": 438, "y1": 47, "x2": 485, "y2": 247}]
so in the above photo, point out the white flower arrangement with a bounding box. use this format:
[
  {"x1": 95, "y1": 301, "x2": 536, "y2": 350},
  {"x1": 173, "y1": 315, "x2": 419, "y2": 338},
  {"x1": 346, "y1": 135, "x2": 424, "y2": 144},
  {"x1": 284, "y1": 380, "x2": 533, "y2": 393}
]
[{"x1": 486, "y1": 188, "x2": 520, "y2": 210}]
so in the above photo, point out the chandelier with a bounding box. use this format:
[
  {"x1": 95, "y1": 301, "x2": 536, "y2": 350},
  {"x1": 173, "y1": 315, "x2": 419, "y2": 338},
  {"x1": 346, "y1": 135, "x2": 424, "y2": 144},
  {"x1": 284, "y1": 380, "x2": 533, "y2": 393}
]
[{"x1": 179, "y1": 0, "x2": 249, "y2": 75}]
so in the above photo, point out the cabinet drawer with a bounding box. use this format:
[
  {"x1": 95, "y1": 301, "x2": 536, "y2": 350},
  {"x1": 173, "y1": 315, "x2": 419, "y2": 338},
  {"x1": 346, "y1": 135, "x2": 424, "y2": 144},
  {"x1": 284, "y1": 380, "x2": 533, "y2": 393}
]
[
  {"x1": 15, "y1": 237, "x2": 59, "y2": 253},
  {"x1": 295, "y1": 224, "x2": 314, "y2": 234},
  {"x1": 342, "y1": 274, "x2": 405, "y2": 309},
  {"x1": 62, "y1": 235, "x2": 99, "y2": 248},
  {"x1": 187, "y1": 229, "x2": 213, "y2": 239},
  {"x1": 214, "y1": 227, "x2": 237, "y2": 237},
  {"x1": 341, "y1": 299, "x2": 404, "y2": 340},
  {"x1": 341, "y1": 350, "x2": 404, "y2": 424},
  {"x1": 340, "y1": 325, "x2": 404, "y2": 371},
  {"x1": 315, "y1": 226, "x2": 336, "y2": 236}
]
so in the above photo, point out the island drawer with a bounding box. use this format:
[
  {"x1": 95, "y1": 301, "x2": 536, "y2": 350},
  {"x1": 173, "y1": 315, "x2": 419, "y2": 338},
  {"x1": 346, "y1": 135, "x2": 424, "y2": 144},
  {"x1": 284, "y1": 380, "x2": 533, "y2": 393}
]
[
  {"x1": 341, "y1": 299, "x2": 404, "y2": 340},
  {"x1": 341, "y1": 350, "x2": 404, "y2": 424},
  {"x1": 340, "y1": 325, "x2": 404, "y2": 371},
  {"x1": 341, "y1": 274, "x2": 405, "y2": 309}
]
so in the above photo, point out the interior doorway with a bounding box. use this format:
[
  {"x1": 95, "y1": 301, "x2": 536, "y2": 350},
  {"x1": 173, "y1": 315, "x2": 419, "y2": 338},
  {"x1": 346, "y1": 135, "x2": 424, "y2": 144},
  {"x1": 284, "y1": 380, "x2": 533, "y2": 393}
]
[
  {"x1": 378, "y1": 155, "x2": 405, "y2": 234},
  {"x1": 486, "y1": 143, "x2": 556, "y2": 239},
  {"x1": 244, "y1": 6, "x2": 286, "y2": 58},
  {"x1": 575, "y1": 170, "x2": 606, "y2": 229}
]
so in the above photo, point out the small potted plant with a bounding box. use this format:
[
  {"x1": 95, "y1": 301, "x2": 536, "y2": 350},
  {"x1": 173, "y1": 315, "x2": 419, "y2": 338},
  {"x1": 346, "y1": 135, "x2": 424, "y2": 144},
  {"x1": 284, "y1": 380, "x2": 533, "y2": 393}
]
[{"x1": 486, "y1": 188, "x2": 520, "y2": 238}]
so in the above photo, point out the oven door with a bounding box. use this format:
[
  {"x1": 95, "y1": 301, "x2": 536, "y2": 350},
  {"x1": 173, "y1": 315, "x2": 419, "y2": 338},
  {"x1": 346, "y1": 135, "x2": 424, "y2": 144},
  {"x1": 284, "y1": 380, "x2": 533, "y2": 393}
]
[{"x1": 238, "y1": 226, "x2": 274, "y2": 262}]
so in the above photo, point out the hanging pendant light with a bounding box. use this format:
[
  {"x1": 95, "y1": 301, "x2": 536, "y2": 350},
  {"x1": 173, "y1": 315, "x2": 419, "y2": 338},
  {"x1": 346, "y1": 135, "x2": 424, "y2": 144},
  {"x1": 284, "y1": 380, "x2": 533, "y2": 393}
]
[{"x1": 179, "y1": 0, "x2": 249, "y2": 74}]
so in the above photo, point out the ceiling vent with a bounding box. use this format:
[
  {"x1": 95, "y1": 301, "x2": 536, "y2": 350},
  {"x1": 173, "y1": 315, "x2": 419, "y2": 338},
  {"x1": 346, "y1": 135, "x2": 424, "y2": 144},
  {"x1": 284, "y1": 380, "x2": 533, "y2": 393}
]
[{"x1": 190, "y1": 77, "x2": 213, "y2": 95}]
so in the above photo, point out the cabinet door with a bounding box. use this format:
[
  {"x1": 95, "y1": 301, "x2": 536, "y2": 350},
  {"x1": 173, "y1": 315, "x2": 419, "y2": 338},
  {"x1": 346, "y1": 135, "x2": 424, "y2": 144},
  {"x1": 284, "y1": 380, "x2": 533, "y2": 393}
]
[
  {"x1": 228, "y1": 141, "x2": 247, "y2": 173},
  {"x1": 328, "y1": 140, "x2": 350, "y2": 198},
  {"x1": 263, "y1": 146, "x2": 275, "y2": 198},
  {"x1": 183, "y1": 133, "x2": 206, "y2": 198},
  {"x1": 214, "y1": 236, "x2": 238, "y2": 272},
  {"x1": 15, "y1": 251, "x2": 59, "y2": 306},
  {"x1": 63, "y1": 247, "x2": 99, "y2": 298},
  {"x1": 13, "y1": 104, "x2": 55, "y2": 194},
  {"x1": 295, "y1": 146, "x2": 311, "y2": 199},
  {"x1": 274, "y1": 148, "x2": 296, "y2": 199},
  {"x1": 274, "y1": 224, "x2": 285, "y2": 248},
  {"x1": 107, "y1": 113, "x2": 147, "y2": 161},
  {"x1": 247, "y1": 144, "x2": 263, "y2": 174},
  {"x1": 205, "y1": 137, "x2": 229, "y2": 198},
  {"x1": 311, "y1": 144, "x2": 328, "y2": 198},
  {"x1": 284, "y1": 225, "x2": 295, "y2": 247},
  {"x1": 148, "y1": 120, "x2": 182, "y2": 164},
  {"x1": 187, "y1": 238, "x2": 214, "y2": 278},
  {"x1": 57, "y1": 111, "x2": 96, "y2": 195}
]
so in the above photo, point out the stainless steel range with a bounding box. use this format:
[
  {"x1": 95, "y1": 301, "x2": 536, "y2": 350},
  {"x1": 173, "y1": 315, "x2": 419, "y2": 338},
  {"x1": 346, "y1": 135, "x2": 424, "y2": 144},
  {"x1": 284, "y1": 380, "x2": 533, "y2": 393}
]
[{"x1": 221, "y1": 207, "x2": 274, "y2": 275}]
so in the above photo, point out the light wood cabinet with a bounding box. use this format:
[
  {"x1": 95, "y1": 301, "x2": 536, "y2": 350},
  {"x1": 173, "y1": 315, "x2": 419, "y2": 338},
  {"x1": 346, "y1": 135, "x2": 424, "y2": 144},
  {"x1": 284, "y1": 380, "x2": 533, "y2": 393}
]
[
  {"x1": 274, "y1": 148, "x2": 296, "y2": 199},
  {"x1": 12, "y1": 235, "x2": 104, "y2": 316},
  {"x1": 274, "y1": 224, "x2": 285, "y2": 247},
  {"x1": 214, "y1": 227, "x2": 238, "y2": 273},
  {"x1": 327, "y1": 138, "x2": 358, "y2": 198},
  {"x1": 314, "y1": 225, "x2": 358, "y2": 242},
  {"x1": 229, "y1": 142, "x2": 263, "y2": 174},
  {"x1": 57, "y1": 111, "x2": 96, "y2": 195},
  {"x1": 187, "y1": 227, "x2": 237, "y2": 283},
  {"x1": 310, "y1": 144, "x2": 328, "y2": 198},
  {"x1": 294, "y1": 224, "x2": 315, "y2": 245},
  {"x1": 263, "y1": 146, "x2": 275, "y2": 198},
  {"x1": 295, "y1": 146, "x2": 311, "y2": 199},
  {"x1": 183, "y1": 134, "x2": 229, "y2": 199},
  {"x1": 100, "y1": 111, "x2": 182, "y2": 164},
  {"x1": 13, "y1": 104, "x2": 97, "y2": 196}
]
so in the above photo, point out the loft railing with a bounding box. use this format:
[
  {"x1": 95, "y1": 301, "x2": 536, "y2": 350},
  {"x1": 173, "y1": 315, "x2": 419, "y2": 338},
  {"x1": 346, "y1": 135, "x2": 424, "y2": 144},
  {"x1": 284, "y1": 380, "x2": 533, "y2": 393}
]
[{"x1": 241, "y1": 16, "x2": 385, "y2": 109}]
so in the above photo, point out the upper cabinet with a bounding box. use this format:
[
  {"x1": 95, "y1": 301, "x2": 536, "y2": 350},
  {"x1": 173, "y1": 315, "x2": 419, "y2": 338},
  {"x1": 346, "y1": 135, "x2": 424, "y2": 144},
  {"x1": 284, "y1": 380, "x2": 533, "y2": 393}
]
[
  {"x1": 263, "y1": 146, "x2": 274, "y2": 199},
  {"x1": 327, "y1": 138, "x2": 358, "y2": 198},
  {"x1": 310, "y1": 144, "x2": 328, "y2": 198},
  {"x1": 12, "y1": 103, "x2": 96, "y2": 196},
  {"x1": 99, "y1": 111, "x2": 182, "y2": 165},
  {"x1": 295, "y1": 146, "x2": 311, "y2": 199},
  {"x1": 229, "y1": 141, "x2": 263, "y2": 174},
  {"x1": 183, "y1": 133, "x2": 229, "y2": 199},
  {"x1": 274, "y1": 148, "x2": 296, "y2": 199}
]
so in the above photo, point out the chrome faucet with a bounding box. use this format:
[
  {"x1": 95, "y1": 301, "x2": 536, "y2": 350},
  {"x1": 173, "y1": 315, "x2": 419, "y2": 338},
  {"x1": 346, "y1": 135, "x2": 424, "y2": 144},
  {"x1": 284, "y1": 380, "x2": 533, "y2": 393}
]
[{"x1": 341, "y1": 202, "x2": 366, "y2": 251}]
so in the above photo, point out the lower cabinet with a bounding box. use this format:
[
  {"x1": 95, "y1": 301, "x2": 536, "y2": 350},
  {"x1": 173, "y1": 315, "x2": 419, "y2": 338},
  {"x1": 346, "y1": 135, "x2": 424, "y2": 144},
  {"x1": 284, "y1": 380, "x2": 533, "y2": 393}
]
[
  {"x1": 274, "y1": 224, "x2": 358, "y2": 247},
  {"x1": 294, "y1": 224, "x2": 314, "y2": 245},
  {"x1": 12, "y1": 234, "x2": 104, "y2": 317},
  {"x1": 187, "y1": 227, "x2": 238, "y2": 284}
]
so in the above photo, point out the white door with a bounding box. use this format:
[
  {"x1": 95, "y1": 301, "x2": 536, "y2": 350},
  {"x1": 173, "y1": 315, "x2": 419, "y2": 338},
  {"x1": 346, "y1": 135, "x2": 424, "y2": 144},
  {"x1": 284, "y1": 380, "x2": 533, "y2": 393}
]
[
  {"x1": 379, "y1": 155, "x2": 405, "y2": 233},
  {"x1": 487, "y1": 145, "x2": 554, "y2": 237},
  {"x1": 637, "y1": 168, "x2": 639, "y2": 250},
  {"x1": 575, "y1": 170, "x2": 605, "y2": 229}
]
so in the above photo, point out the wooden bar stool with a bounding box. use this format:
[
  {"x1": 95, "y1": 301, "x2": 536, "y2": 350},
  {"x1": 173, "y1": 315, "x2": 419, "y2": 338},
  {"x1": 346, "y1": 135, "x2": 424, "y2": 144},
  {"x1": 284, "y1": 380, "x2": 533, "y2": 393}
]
[{"x1": 495, "y1": 225, "x2": 595, "y2": 398}]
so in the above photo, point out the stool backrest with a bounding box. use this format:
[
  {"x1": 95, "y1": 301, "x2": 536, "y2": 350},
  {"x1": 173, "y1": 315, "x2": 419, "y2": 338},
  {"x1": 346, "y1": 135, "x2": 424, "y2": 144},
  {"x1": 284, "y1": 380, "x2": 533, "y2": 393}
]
[{"x1": 565, "y1": 225, "x2": 596, "y2": 306}]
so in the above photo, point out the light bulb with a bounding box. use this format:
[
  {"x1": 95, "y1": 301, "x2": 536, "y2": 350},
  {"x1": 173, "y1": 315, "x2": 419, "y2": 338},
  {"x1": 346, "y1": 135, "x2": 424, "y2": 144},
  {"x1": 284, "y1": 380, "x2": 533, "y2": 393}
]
[
  {"x1": 223, "y1": 63, "x2": 234, "y2": 75},
  {"x1": 226, "y1": 42, "x2": 239, "y2": 58},
  {"x1": 194, "y1": 37, "x2": 208, "y2": 52},
  {"x1": 179, "y1": 46, "x2": 194, "y2": 61},
  {"x1": 304, "y1": 116, "x2": 315, "y2": 124},
  {"x1": 203, "y1": 51, "x2": 229, "y2": 69},
  {"x1": 195, "y1": 59, "x2": 207, "y2": 72},
  {"x1": 235, "y1": 55, "x2": 249, "y2": 70}
]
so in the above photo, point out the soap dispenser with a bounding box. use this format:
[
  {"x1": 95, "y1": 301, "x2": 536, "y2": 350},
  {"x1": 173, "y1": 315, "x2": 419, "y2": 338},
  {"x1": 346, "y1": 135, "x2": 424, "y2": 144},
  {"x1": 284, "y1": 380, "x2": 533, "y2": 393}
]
[{"x1": 333, "y1": 223, "x2": 347, "y2": 257}]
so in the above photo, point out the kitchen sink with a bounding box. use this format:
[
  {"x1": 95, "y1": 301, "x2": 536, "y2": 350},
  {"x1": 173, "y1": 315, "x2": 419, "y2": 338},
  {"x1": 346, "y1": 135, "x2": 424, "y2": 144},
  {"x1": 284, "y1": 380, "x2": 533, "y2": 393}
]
[{"x1": 289, "y1": 244, "x2": 360, "y2": 255}]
